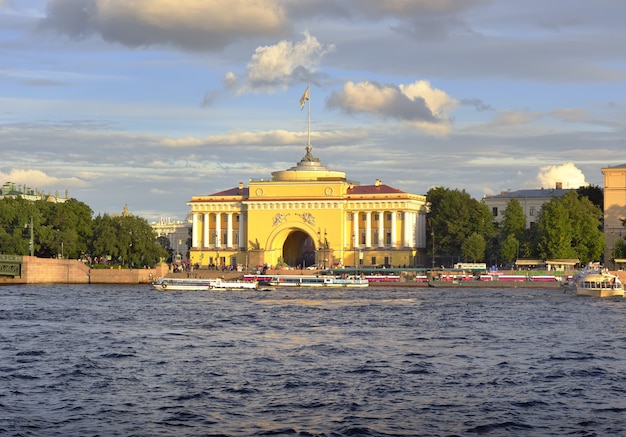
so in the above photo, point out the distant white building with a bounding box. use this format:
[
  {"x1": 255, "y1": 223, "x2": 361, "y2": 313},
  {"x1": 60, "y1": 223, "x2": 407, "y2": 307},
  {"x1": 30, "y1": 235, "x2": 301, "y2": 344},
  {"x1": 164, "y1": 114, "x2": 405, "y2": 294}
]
[
  {"x1": 482, "y1": 183, "x2": 573, "y2": 229},
  {"x1": 1, "y1": 181, "x2": 68, "y2": 203},
  {"x1": 151, "y1": 216, "x2": 191, "y2": 262}
]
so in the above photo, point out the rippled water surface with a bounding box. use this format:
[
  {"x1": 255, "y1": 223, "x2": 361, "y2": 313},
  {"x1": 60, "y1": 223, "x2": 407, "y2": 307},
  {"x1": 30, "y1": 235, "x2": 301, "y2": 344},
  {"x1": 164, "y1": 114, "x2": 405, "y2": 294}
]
[{"x1": 1, "y1": 284, "x2": 626, "y2": 436}]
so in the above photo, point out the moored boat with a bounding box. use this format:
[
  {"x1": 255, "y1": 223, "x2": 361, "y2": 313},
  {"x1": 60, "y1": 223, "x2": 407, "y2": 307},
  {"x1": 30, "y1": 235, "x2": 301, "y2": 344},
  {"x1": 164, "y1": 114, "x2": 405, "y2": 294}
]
[
  {"x1": 152, "y1": 277, "x2": 258, "y2": 291},
  {"x1": 209, "y1": 280, "x2": 259, "y2": 291},
  {"x1": 428, "y1": 273, "x2": 565, "y2": 288},
  {"x1": 268, "y1": 275, "x2": 369, "y2": 288},
  {"x1": 569, "y1": 264, "x2": 624, "y2": 298},
  {"x1": 152, "y1": 277, "x2": 215, "y2": 291}
]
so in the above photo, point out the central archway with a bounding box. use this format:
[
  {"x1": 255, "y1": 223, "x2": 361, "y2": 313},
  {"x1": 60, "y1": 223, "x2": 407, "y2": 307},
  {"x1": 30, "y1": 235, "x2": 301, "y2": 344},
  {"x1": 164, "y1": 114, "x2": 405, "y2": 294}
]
[{"x1": 282, "y1": 230, "x2": 315, "y2": 268}]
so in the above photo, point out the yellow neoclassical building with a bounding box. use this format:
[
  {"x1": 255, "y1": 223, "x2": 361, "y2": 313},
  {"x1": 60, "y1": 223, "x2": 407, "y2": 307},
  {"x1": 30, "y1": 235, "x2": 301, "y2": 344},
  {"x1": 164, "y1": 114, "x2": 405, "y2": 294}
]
[
  {"x1": 602, "y1": 164, "x2": 626, "y2": 269},
  {"x1": 187, "y1": 145, "x2": 430, "y2": 270}
]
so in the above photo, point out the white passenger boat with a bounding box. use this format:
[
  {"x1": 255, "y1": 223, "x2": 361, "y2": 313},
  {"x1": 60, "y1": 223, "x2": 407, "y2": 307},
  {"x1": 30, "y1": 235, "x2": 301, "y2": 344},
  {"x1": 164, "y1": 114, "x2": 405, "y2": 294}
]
[
  {"x1": 569, "y1": 264, "x2": 624, "y2": 298},
  {"x1": 268, "y1": 275, "x2": 369, "y2": 288},
  {"x1": 152, "y1": 277, "x2": 258, "y2": 291},
  {"x1": 209, "y1": 280, "x2": 259, "y2": 291}
]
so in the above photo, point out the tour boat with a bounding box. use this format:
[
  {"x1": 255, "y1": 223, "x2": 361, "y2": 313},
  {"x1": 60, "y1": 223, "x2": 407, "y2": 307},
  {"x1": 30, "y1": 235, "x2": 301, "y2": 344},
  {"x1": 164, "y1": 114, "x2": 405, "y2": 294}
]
[
  {"x1": 267, "y1": 275, "x2": 369, "y2": 288},
  {"x1": 152, "y1": 277, "x2": 258, "y2": 291},
  {"x1": 569, "y1": 265, "x2": 624, "y2": 298}
]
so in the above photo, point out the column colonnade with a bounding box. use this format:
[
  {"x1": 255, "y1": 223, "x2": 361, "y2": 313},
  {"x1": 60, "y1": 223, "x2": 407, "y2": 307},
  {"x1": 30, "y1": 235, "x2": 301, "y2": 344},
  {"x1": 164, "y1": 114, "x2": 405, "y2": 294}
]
[
  {"x1": 349, "y1": 208, "x2": 424, "y2": 249},
  {"x1": 190, "y1": 211, "x2": 245, "y2": 250}
]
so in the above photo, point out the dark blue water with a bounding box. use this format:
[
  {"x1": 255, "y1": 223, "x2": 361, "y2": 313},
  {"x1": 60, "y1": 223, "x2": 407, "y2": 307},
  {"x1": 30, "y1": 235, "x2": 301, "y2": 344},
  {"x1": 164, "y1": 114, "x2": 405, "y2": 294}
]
[{"x1": 1, "y1": 285, "x2": 625, "y2": 436}]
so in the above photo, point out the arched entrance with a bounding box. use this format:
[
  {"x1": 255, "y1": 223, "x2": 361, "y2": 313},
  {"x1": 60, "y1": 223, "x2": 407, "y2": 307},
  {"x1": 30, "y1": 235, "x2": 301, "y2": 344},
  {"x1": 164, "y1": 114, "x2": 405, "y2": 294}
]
[{"x1": 282, "y1": 230, "x2": 315, "y2": 268}]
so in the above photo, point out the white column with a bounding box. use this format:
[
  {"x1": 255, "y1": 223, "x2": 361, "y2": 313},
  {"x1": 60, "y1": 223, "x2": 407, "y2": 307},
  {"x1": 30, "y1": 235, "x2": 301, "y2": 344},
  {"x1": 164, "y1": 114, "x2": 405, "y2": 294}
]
[
  {"x1": 353, "y1": 212, "x2": 359, "y2": 248},
  {"x1": 227, "y1": 212, "x2": 233, "y2": 248},
  {"x1": 391, "y1": 211, "x2": 397, "y2": 248},
  {"x1": 215, "y1": 212, "x2": 222, "y2": 248},
  {"x1": 378, "y1": 211, "x2": 384, "y2": 247},
  {"x1": 239, "y1": 213, "x2": 246, "y2": 249},
  {"x1": 365, "y1": 211, "x2": 372, "y2": 248},
  {"x1": 409, "y1": 211, "x2": 416, "y2": 247},
  {"x1": 403, "y1": 211, "x2": 411, "y2": 247},
  {"x1": 203, "y1": 213, "x2": 209, "y2": 248},
  {"x1": 192, "y1": 213, "x2": 199, "y2": 248}
]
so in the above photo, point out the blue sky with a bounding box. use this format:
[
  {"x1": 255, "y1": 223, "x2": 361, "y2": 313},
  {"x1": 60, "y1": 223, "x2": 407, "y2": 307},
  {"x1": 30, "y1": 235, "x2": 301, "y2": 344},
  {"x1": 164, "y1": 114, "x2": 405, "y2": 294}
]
[{"x1": 1, "y1": 0, "x2": 625, "y2": 222}]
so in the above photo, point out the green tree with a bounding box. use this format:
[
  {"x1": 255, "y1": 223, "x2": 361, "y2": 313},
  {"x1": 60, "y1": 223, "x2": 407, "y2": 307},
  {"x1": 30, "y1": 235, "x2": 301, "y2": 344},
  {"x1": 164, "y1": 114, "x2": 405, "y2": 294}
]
[
  {"x1": 560, "y1": 191, "x2": 604, "y2": 263},
  {"x1": 427, "y1": 187, "x2": 496, "y2": 262},
  {"x1": 36, "y1": 199, "x2": 93, "y2": 258},
  {"x1": 500, "y1": 234, "x2": 519, "y2": 264},
  {"x1": 577, "y1": 184, "x2": 603, "y2": 211},
  {"x1": 501, "y1": 198, "x2": 526, "y2": 242},
  {"x1": 536, "y1": 200, "x2": 574, "y2": 259},
  {"x1": 0, "y1": 197, "x2": 39, "y2": 255},
  {"x1": 461, "y1": 232, "x2": 486, "y2": 262},
  {"x1": 534, "y1": 191, "x2": 604, "y2": 262},
  {"x1": 157, "y1": 235, "x2": 173, "y2": 262},
  {"x1": 90, "y1": 214, "x2": 167, "y2": 267},
  {"x1": 91, "y1": 214, "x2": 120, "y2": 262}
]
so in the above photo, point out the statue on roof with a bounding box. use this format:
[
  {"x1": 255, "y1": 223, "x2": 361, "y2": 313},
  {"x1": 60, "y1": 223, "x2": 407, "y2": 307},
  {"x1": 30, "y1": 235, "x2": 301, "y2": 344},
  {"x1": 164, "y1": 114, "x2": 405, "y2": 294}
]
[{"x1": 300, "y1": 144, "x2": 320, "y2": 163}]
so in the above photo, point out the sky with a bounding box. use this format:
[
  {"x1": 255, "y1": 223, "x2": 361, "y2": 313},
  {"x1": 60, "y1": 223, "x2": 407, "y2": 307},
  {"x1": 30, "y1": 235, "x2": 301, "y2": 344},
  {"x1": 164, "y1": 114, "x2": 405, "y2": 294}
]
[{"x1": 1, "y1": 0, "x2": 625, "y2": 223}]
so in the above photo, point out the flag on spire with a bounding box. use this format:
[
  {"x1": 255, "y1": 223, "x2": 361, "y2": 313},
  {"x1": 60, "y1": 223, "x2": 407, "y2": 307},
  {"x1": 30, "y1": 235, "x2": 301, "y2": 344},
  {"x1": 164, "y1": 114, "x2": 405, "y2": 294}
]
[{"x1": 299, "y1": 85, "x2": 310, "y2": 110}]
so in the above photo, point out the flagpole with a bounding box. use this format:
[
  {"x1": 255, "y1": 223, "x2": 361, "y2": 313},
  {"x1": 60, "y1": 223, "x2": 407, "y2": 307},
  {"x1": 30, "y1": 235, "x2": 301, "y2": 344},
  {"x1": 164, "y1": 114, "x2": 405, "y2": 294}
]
[{"x1": 307, "y1": 83, "x2": 311, "y2": 148}]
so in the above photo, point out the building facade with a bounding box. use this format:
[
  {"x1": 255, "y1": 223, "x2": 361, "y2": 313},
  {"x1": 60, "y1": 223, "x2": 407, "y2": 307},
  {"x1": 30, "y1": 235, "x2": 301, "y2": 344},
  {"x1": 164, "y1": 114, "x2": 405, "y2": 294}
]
[
  {"x1": 151, "y1": 216, "x2": 191, "y2": 263},
  {"x1": 187, "y1": 146, "x2": 430, "y2": 270},
  {"x1": 1, "y1": 181, "x2": 68, "y2": 204},
  {"x1": 482, "y1": 183, "x2": 572, "y2": 229},
  {"x1": 602, "y1": 164, "x2": 626, "y2": 269}
]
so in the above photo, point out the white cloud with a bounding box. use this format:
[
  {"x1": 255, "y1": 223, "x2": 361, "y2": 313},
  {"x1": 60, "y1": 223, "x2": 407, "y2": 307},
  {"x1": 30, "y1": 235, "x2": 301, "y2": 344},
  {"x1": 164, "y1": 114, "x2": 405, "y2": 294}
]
[
  {"x1": 327, "y1": 80, "x2": 458, "y2": 135},
  {"x1": 161, "y1": 128, "x2": 367, "y2": 148},
  {"x1": 0, "y1": 169, "x2": 87, "y2": 190},
  {"x1": 232, "y1": 31, "x2": 335, "y2": 93},
  {"x1": 536, "y1": 162, "x2": 588, "y2": 189}
]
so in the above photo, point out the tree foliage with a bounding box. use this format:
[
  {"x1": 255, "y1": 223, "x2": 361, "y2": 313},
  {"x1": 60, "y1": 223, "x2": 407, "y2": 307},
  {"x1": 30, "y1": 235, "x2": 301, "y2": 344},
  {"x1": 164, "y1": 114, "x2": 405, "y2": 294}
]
[
  {"x1": 426, "y1": 186, "x2": 606, "y2": 267},
  {"x1": 0, "y1": 197, "x2": 166, "y2": 267},
  {"x1": 461, "y1": 232, "x2": 486, "y2": 262},
  {"x1": 500, "y1": 234, "x2": 519, "y2": 264},
  {"x1": 36, "y1": 199, "x2": 93, "y2": 259},
  {"x1": 427, "y1": 187, "x2": 496, "y2": 261},
  {"x1": 0, "y1": 197, "x2": 39, "y2": 255},
  {"x1": 577, "y1": 184, "x2": 603, "y2": 212},
  {"x1": 90, "y1": 214, "x2": 167, "y2": 267},
  {"x1": 535, "y1": 191, "x2": 604, "y2": 263},
  {"x1": 501, "y1": 198, "x2": 526, "y2": 242}
]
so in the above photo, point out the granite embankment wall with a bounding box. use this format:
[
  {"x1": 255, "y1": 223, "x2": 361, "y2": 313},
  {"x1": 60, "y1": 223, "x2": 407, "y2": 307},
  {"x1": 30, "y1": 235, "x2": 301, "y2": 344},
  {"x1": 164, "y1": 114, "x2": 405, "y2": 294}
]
[{"x1": 0, "y1": 256, "x2": 169, "y2": 285}]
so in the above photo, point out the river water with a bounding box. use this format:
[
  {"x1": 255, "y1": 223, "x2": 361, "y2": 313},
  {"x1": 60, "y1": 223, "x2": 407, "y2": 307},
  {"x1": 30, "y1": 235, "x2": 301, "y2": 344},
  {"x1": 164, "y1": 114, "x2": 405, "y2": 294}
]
[{"x1": 1, "y1": 284, "x2": 625, "y2": 436}]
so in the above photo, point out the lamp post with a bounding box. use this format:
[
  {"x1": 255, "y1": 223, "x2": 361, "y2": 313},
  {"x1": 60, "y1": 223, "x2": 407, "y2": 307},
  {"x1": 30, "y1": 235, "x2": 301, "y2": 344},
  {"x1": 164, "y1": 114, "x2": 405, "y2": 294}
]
[
  {"x1": 29, "y1": 216, "x2": 34, "y2": 256},
  {"x1": 431, "y1": 228, "x2": 435, "y2": 268},
  {"x1": 214, "y1": 230, "x2": 220, "y2": 270}
]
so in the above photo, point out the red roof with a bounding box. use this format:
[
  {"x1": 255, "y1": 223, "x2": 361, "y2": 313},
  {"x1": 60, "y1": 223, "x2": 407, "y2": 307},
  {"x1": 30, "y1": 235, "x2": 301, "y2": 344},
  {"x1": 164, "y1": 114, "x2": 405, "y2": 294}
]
[
  {"x1": 190, "y1": 183, "x2": 407, "y2": 202},
  {"x1": 348, "y1": 184, "x2": 404, "y2": 195}
]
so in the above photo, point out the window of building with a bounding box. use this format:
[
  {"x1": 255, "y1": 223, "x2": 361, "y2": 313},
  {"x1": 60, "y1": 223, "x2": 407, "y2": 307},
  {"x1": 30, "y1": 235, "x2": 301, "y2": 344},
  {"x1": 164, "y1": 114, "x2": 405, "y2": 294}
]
[
  {"x1": 492, "y1": 207, "x2": 498, "y2": 217},
  {"x1": 371, "y1": 256, "x2": 377, "y2": 265},
  {"x1": 530, "y1": 206, "x2": 536, "y2": 216}
]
